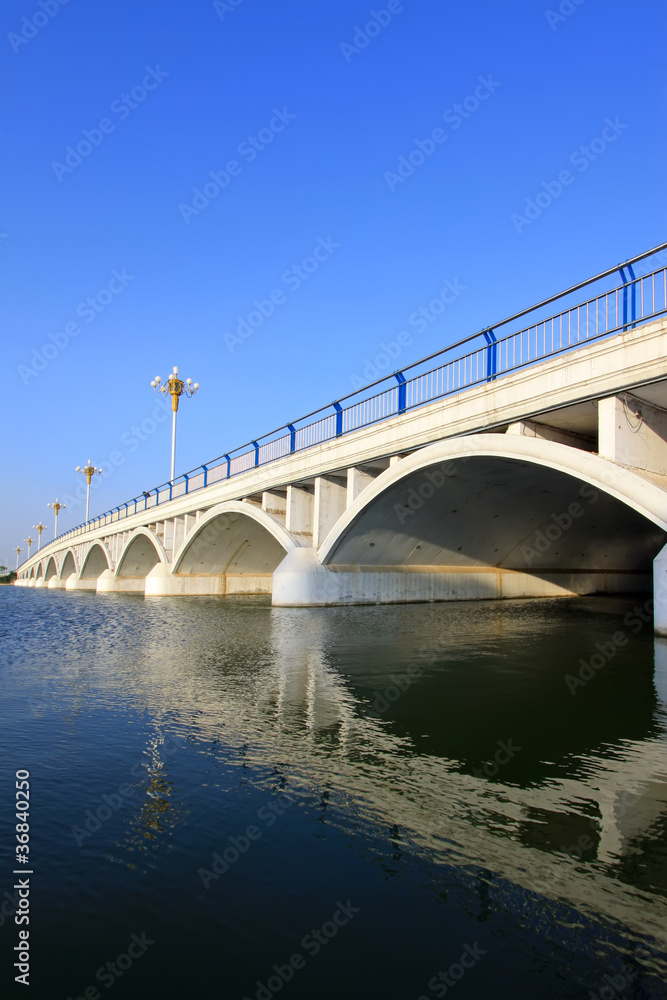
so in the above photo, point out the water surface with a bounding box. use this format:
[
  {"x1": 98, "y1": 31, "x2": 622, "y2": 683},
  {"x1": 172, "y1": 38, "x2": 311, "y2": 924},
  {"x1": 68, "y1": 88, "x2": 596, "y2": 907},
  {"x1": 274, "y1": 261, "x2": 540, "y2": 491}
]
[{"x1": 1, "y1": 589, "x2": 666, "y2": 999}]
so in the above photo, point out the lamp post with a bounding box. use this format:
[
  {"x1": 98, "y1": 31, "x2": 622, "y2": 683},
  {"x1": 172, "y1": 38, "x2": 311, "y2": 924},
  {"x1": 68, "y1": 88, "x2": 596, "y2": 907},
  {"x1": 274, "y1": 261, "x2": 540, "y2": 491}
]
[
  {"x1": 14, "y1": 546, "x2": 21, "y2": 570},
  {"x1": 47, "y1": 500, "x2": 66, "y2": 539},
  {"x1": 151, "y1": 366, "x2": 199, "y2": 482},
  {"x1": 24, "y1": 537, "x2": 34, "y2": 559},
  {"x1": 75, "y1": 461, "x2": 103, "y2": 522},
  {"x1": 33, "y1": 523, "x2": 46, "y2": 551}
]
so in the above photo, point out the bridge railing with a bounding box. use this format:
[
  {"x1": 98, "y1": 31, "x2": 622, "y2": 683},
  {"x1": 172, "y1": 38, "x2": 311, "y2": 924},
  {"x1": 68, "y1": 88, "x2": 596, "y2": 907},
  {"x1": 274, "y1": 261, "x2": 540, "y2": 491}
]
[{"x1": 45, "y1": 243, "x2": 667, "y2": 551}]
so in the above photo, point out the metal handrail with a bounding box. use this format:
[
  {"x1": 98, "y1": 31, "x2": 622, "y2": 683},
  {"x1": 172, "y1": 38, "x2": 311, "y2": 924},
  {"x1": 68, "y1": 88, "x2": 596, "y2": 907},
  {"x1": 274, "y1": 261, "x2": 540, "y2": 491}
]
[{"x1": 35, "y1": 243, "x2": 667, "y2": 553}]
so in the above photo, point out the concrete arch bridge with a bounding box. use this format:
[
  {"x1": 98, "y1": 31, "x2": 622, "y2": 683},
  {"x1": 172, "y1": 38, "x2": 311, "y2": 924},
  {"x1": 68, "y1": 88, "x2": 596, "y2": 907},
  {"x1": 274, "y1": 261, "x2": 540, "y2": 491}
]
[{"x1": 15, "y1": 261, "x2": 667, "y2": 629}]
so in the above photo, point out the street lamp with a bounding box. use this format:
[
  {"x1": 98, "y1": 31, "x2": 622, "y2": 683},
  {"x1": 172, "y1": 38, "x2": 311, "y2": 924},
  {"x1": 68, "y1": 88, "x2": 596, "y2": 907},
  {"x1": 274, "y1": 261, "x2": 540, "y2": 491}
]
[
  {"x1": 47, "y1": 499, "x2": 66, "y2": 539},
  {"x1": 24, "y1": 537, "x2": 34, "y2": 558},
  {"x1": 75, "y1": 461, "x2": 103, "y2": 522},
  {"x1": 14, "y1": 546, "x2": 22, "y2": 570},
  {"x1": 33, "y1": 523, "x2": 47, "y2": 550},
  {"x1": 151, "y1": 366, "x2": 199, "y2": 482}
]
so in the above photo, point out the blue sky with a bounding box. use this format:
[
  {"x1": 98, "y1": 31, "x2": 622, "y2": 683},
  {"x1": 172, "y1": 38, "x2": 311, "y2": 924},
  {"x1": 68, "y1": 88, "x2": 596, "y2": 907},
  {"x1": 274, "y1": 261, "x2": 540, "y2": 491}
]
[{"x1": 2, "y1": 0, "x2": 666, "y2": 564}]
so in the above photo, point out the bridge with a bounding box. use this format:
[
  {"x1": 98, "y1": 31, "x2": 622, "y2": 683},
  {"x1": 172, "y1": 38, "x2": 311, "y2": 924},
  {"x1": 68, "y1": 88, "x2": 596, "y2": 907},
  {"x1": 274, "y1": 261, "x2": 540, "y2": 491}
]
[{"x1": 15, "y1": 244, "x2": 667, "y2": 630}]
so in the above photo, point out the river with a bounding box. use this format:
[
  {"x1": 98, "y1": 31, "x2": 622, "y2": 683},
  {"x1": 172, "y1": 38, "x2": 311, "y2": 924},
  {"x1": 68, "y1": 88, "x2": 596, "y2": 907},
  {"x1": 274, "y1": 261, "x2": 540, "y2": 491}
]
[{"x1": 1, "y1": 588, "x2": 666, "y2": 999}]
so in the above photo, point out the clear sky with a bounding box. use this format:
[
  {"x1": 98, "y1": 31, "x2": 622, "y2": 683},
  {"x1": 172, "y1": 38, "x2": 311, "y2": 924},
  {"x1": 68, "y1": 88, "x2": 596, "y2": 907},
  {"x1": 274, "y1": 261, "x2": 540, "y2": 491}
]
[{"x1": 2, "y1": 0, "x2": 666, "y2": 565}]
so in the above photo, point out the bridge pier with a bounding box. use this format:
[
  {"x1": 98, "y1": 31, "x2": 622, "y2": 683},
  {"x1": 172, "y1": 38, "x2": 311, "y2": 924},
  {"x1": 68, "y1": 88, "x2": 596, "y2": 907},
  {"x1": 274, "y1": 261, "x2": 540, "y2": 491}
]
[
  {"x1": 66, "y1": 575, "x2": 97, "y2": 591},
  {"x1": 143, "y1": 563, "x2": 272, "y2": 596},
  {"x1": 144, "y1": 564, "x2": 226, "y2": 596},
  {"x1": 96, "y1": 569, "x2": 144, "y2": 594},
  {"x1": 272, "y1": 548, "x2": 339, "y2": 606},
  {"x1": 654, "y1": 545, "x2": 667, "y2": 636}
]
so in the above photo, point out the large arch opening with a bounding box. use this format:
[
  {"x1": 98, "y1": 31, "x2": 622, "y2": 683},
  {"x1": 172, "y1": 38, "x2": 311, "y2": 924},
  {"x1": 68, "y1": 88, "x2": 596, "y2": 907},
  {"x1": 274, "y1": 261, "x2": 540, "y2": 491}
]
[
  {"x1": 158, "y1": 502, "x2": 297, "y2": 596},
  {"x1": 318, "y1": 436, "x2": 667, "y2": 604},
  {"x1": 328, "y1": 457, "x2": 664, "y2": 574},
  {"x1": 116, "y1": 532, "x2": 162, "y2": 579},
  {"x1": 44, "y1": 557, "x2": 58, "y2": 581},
  {"x1": 176, "y1": 513, "x2": 287, "y2": 577},
  {"x1": 35, "y1": 563, "x2": 43, "y2": 579},
  {"x1": 59, "y1": 550, "x2": 77, "y2": 579},
  {"x1": 80, "y1": 543, "x2": 111, "y2": 580}
]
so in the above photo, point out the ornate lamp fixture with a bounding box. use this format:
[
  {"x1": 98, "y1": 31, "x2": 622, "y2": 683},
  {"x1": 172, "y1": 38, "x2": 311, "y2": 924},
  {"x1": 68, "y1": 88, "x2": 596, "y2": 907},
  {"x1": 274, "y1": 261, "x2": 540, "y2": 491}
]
[
  {"x1": 151, "y1": 366, "x2": 199, "y2": 482},
  {"x1": 75, "y1": 461, "x2": 103, "y2": 522}
]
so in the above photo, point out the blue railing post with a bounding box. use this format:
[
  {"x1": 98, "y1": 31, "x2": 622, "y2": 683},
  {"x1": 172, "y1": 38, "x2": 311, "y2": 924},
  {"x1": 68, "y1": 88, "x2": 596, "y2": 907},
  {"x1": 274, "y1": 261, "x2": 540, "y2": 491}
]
[
  {"x1": 252, "y1": 441, "x2": 260, "y2": 467},
  {"x1": 184, "y1": 474, "x2": 189, "y2": 495},
  {"x1": 618, "y1": 265, "x2": 637, "y2": 331},
  {"x1": 224, "y1": 455, "x2": 231, "y2": 479},
  {"x1": 202, "y1": 464, "x2": 208, "y2": 487},
  {"x1": 627, "y1": 263, "x2": 637, "y2": 328},
  {"x1": 155, "y1": 488, "x2": 159, "y2": 507},
  {"x1": 287, "y1": 424, "x2": 296, "y2": 454},
  {"x1": 394, "y1": 371, "x2": 407, "y2": 414},
  {"x1": 619, "y1": 266, "x2": 628, "y2": 330},
  {"x1": 168, "y1": 482, "x2": 173, "y2": 501},
  {"x1": 483, "y1": 329, "x2": 497, "y2": 381},
  {"x1": 333, "y1": 401, "x2": 343, "y2": 437}
]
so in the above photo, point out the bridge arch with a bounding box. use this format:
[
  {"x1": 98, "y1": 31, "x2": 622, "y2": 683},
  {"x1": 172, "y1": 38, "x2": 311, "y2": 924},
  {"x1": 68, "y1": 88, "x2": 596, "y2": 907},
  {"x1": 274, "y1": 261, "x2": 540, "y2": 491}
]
[
  {"x1": 59, "y1": 550, "x2": 78, "y2": 579},
  {"x1": 318, "y1": 435, "x2": 667, "y2": 589},
  {"x1": 80, "y1": 541, "x2": 112, "y2": 580},
  {"x1": 116, "y1": 528, "x2": 168, "y2": 579},
  {"x1": 173, "y1": 501, "x2": 298, "y2": 578},
  {"x1": 44, "y1": 556, "x2": 58, "y2": 581}
]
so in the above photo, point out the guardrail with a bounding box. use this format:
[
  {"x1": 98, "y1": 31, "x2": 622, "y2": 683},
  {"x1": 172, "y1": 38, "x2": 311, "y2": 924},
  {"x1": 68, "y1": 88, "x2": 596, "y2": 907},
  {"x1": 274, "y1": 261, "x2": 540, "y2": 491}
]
[{"x1": 43, "y1": 242, "x2": 667, "y2": 549}]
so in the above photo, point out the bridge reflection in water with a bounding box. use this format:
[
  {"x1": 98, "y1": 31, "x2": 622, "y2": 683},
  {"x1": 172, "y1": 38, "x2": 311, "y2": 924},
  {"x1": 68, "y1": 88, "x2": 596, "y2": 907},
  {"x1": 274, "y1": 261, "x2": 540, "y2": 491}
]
[
  {"x1": 7, "y1": 586, "x2": 667, "y2": 996},
  {"x1": 80, "y1": 593, "x2": 667, "y2": 977}
]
